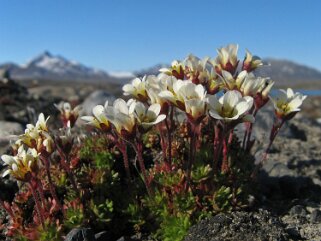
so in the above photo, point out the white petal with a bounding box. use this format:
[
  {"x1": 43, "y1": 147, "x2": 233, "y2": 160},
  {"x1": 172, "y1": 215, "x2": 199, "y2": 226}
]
[
  {"x1": 173, "y1": 79, "x2": 186, "y2": 94},
  {"x1": 63, "y1": 102, "x2": 71, "y2": 111},
  {"x1": 147, "y1": 104, "x2": 161, "y2": 118},
  {"x1": 38, "y1": 113, "x2": 45, "y2": 123},
  {"x1": 92, "y1": 105, "x2": 105, "y2": 117},
  {"x1": 235, "y1": 101, "x2": 251, "y2": 116},
  {"x1": 243, "y1": 96, "x2": 254, "y2": 108},
  {"x1": 104, "y1": 100, "x2": 109, "y2": 109},
  {"x1": 132, "y1": 77, "x2": 142, "y2": 87},
  {"x1": 154, "y1": 114, "x2": 166, "y2": 124},
  {"x1": 2, "y1": 169, "x2": 11, "y2": 177},
  {"x1": 287, "y1": 98, "x2": 303, "y2": 110},
  {"x1": 158, "y1": 90, "x2": 175, "y2": 103},
  {"x1": 287, "y1": 88, "x2": 294, "y2": 97},
  {"x1": 12, "y1": 163, "x2": 18, "y2": 172},
  {"x1": 122, "y1": 84, "x2": 135, "y2": 94},
  {"x1": 134, "y1": 102, "x2": 146, "y2": 121},
  {"x1": 195, "y1": 84, "x2": 206, "y2": 99},
  {"x1": 114, "y1": 99, "x2": 129, "y2": 115},
  {"x1": 209, "y1": 110, "x2": 224, "y2": 120},
  {"x1": 223, "y1": 90, "x2": 241, "y2": 108},
  {"x1": 81, "y1": 116, "x2": 95, "y2": 122},
  {"x1": 1, "y1": 155, "x2": 15, "y2": 165}
]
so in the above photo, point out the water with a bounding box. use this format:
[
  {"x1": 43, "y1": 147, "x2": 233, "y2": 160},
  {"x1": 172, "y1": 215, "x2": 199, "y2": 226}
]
[
  {"x1": 271, "y1": 89, "x2": 321, "y2": 96},
  {"x1": 216, "y1": 89, "x2": 321, "y2": 97}
]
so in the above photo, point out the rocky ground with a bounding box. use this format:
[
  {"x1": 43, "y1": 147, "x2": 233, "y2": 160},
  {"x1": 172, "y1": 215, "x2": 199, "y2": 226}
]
[
  {"x1": 185, "y1": 109, "x2": 321, "y2": 240},
  {"x1": 1, "y1": 77, "x2": 321, "y2": 240}
]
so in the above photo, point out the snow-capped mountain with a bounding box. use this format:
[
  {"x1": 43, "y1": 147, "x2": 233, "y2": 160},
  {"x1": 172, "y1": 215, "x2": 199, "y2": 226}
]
[
  {"x1": 0, "y1": 51, "x2": 131, "y2": 84},
  {"x1": 24, "y1": 51, "x2": 106, "y2": 76}
]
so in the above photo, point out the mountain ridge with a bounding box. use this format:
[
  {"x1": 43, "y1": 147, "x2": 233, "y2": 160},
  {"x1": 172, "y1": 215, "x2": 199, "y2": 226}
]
[{"x1": 1, "y1": 52, "x2": 321, "y2": 88}]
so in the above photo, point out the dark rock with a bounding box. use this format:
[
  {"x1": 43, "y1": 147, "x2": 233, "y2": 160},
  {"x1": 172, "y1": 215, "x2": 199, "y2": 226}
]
[
  {"x1": 116, "y1": 237, "x2": 125, "y2": 241},
  {"x1": 0, "y1": 178, "x2": 18, "y2": 202},
  {"x1": 95, "y1": 231, "x2": 111, "y2": 241},
  {"x1": 289, "y1": 205, "x2": 307, "y2": 216},
  {"x1": 184, "y1": 210, "x2": 289, "y2": 241},
  {"x1": 285, "y1": 227, "x2": 301, "y2": 239},
  {"x1": 310, "y1": 210, "x2": 321, "y2": 223},
  {"x1": 289, "y1": 123, "x2": 307, "y2": 141},
  {"x1": 0, "y1": 77, "x2": 60, "y2": 125},
  {"x1": 64, "y1": 228, "x2": 95, "y2": 241},
  {"x1": 258, "y1": 159, "x2": 311, "y2": 198}
]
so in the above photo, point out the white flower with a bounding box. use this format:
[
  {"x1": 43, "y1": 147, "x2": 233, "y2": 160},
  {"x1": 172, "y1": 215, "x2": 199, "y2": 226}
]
[
  {"x1": 185, "y1": 98, "x2": 207, "y2": 123},
  {"x1": 211, "y1": 44, "x2": 239, "y2": 74},
  {"x1": 183, "y1": 54, "x2": 212, "y2": 84},
  {"x1": 19, "y1": 124, "x2": 40, "y2": 147},
  {"x1": 242, "y1": 49, "x2": 263, "y2": 72},
  {"x1": 1, "y1": 146, "x2": 39, "y2": 181},
  {"x1": 42, "y1": 131, "x2": 54, "y2": 154},
  {"x1": 55, "y1": 101, "x2": 81, "y2": 127},
  {"x1": 220, "y1": 70, "x2": 247, "y2": 90},
  {"x1": 270, "y1": 88, "x2": 307, "y2": 119},
  {"x1": 159, "y1": 60, "x2": 185, "y2": 79},
  {"x1": 179, "y1": 83, "x2": 208, "y2": 122},
  {"x1": 105, "y1": 98, "x2": 136, "y2": 135},
  {"x1": 36, "y1": 113, "x2": 50, "y2": 132},
  {"x1": 240, "y1": 75, "x2": 274, "y2": 100},
  {"x1": 81, "y1": 101, "x2": 110, "y2": 131},
  {"x1": 17, "y1": 114, "x2": 54, "y2": 154},
  {"x1": 158, "y1": 79, "x2": 192, "y2": 109},
  {"x1": 133, "y1": 102, "x2": 166, "y2": 130},
  {"x1": 122, "y1": 76, "x2": 148, "y2": 101},
  {"x1": 208, "y1": 90, "x2": 254, "y2": 123}
]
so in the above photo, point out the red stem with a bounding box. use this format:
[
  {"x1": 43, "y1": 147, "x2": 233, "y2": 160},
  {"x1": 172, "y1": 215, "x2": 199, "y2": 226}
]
[
  {"x1": 165, "y1": 117, "x2": 172, "y2": 168},
  {"x1": 29, "y1": 182, "x2": 45, "y2": 228},
  {"x1": 61, "y1": 156, "x2": 79, "y2": 193},
  {"x1": 228, "y1": 129, "x2": 234, "y2": 145},
  {"x1": 158, "y1": 124, "x2": 167, "y2": 164},
  {"x1": 36, "y1": 179, "x2": 48, "y2": 211},
  {"x1": 41, "y1": 156, "x2": 64, "y2": 213},
  {"x1": 221, "y1": 136, "x2": 229, "y2": 173},
  {"x1": 118, "y1": 141, "x2": 131, "y2": 180},
  {"x1": 185, "y1": 122, "x2": 198, "y2": 192},
  {"x1": 213, "y1": 124, "x2": 220, "y2": 171},
  {"x1": 136, "y1": 140, "x2": 152, "y2": 196}
]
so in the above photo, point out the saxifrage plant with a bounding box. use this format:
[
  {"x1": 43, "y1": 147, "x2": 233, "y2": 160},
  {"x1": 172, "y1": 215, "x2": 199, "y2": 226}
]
[{"x1": 0, "y1": 44, "x2": 306, "y2": 240}]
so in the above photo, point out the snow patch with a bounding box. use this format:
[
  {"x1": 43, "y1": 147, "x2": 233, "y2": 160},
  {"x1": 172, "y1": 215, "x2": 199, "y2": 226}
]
[{"x1": 109, "y1": 71, "x2": 135, "y2": 78}]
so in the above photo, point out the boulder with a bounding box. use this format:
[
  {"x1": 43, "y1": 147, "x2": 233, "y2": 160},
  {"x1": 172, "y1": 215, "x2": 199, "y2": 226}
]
[
  {"x1": 0, "y1": 121, "x2": 23, "y2": 154},
  {"x1": 64, "y1": 228, "x2": 95, "y2": 241},
  {"x1": 81, "y1": 90, "x2": 115, "y2": 116}
]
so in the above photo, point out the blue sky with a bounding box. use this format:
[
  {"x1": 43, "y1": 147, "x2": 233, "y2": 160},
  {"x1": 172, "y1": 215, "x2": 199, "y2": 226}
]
[{"x1": 1, "y1": 0, "x2": 321, "y2": 72}]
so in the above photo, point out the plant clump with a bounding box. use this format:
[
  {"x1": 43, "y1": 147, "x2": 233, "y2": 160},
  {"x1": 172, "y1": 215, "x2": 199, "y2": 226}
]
[{"x1": 0, "y1": 44, "x2": 306, "y2": 240}]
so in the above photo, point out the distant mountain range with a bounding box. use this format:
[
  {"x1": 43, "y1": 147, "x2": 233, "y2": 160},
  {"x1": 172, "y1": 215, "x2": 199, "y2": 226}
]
[
  {"x1": 0, "y1": 51, "x2": 130, "y2": 85},
  {"x1": 1, "y1": 52, "x2": 321, "y2": 88}
]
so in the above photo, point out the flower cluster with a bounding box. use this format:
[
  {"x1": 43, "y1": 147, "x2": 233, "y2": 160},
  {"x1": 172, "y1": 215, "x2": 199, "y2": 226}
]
[
  {"x1": 0, "y1": 44, "x2": 307, "y2": 240},
  {"x1": 1, "y1": 113, "x2": 54, "y2": 182},
  {"x1": 1, "y1": 146, "x2": 39, "y2": 182},
  {"x1": 1, "y1": 105, "x2": 81, "y2": 232},
  {"x1": 81, "y1": 44, "x2": 306, "y2": 185}
]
